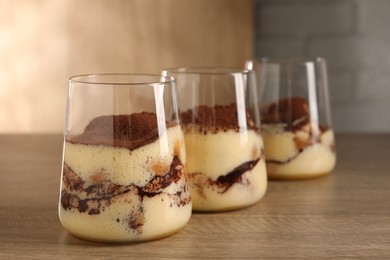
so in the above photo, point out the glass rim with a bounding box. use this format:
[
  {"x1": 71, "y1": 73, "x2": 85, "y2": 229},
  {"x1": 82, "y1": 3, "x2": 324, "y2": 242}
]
[
  {"x1": 163, "y1": 67, "x2": 250, "y2": 76},
  {"x1": 247, "y1": 57, "x2": 326, "y2": 67},
  {"x1": 69, "y1": 73, "x2": 176, "y2": 86}
]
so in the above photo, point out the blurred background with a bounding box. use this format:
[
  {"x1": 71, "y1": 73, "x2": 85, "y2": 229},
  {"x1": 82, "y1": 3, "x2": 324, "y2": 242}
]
[{"x1": 1, "y1": 0, "x2": 389, "y2": 133}]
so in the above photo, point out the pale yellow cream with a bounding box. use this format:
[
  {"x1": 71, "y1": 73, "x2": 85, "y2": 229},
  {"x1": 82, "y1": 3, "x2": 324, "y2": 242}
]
[
  {"x1": 184, "y1": 128, "x2": 267, "y2": 211},
  {"x1": 262, "y1": 124, "x2": 336, "y2": 179}
]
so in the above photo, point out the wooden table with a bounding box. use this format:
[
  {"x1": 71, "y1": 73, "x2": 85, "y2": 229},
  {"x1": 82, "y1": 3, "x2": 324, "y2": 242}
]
[{"x1": 1, "y1": 134, "x2": 389, "y2": 259}]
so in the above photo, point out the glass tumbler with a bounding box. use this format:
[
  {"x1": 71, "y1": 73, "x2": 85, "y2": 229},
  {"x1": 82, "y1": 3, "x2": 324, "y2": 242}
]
[
  {"x1": 246, "y1": 58, "x2": 336, "y2": 180},
  {"x1": 59, "y1": 74, "x2": 192, "y2": 242},
  {"x1": 162, "y1": 68, "x2": 267, "y2": 212}
]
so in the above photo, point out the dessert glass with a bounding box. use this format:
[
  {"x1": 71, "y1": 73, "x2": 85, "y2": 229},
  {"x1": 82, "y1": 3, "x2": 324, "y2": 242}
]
[
  {"x1": 162, "y1": 68, "x2": 267, "y2": 212},
  {"x1": 246, "y1": 58, "x2": 336, "y2": 180},
  {"x1": 59, "y1": 74, "x2": 192, "y2": 242}
]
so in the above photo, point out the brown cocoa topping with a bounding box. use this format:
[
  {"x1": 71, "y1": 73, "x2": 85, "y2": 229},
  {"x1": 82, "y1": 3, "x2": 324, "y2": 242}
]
[
  {"x1": 261, "y1": 97, "x2": 310, "y2": 131},
  {"x1": 180, "y1": 103, "x2": 256, "y2": 133},
  {"x1": 261, "y1": 97, "x2": 331, "y2": 131},
  {"x1": 68, "y1": 112, "x2": 176, "y2": 150}
]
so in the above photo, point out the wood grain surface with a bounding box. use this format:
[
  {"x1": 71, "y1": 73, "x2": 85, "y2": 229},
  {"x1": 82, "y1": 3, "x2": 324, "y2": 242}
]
[{"x1": 0, "y1": 134, "x2": 390, "y2": 259}]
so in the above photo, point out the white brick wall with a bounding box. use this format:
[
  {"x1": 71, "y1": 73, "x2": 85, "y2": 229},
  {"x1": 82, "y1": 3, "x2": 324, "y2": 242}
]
[{"x1": 254, "y1": 0, "x2": 390, "y2": 133}]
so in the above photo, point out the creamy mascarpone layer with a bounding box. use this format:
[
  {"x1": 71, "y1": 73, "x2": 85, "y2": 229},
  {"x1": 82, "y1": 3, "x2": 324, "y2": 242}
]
[
  {"x1": 184, "y1": 129, "x2": 267, "y2": 211},
  {"x1": 59, "y1": 125, "x2": 192, "y2": 242},
  {"x1": 185, "y1": 129, "x2": 264, "y2": 179},
  {"x1": 266, "y1": 144, "x2": 336, "y2": 178},
  {"x1": 262, "y1": 124, "x2": 336, "y2": 178},
  {"x1": 261, "y1": 124, "x2": 298, "y2": 162},
  {"x1": 189, "y1": 160, "x2": 267, "y2": 211},
  {"x1": 64, "y1": 125, "x2": 186, "y2": 187}
]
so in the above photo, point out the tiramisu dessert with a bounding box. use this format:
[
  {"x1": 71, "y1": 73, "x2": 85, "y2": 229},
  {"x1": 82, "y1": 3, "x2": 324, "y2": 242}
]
[
  {"x1": 59, "y1": 112, "x2": 192, "y2": 242},
  {"x1": 180, "y1": 104, "x2": 267, "y2": 211},
  {"x1": 260, "y1": 97, "x2": 336, "y2": 179}
]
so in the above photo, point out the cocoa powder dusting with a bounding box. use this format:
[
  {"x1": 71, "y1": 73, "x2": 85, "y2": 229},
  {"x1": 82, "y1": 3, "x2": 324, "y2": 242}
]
[
  {"x1": 69, "y1": 112, "x2": 175, "y2": 150},
  {"x1": 261, "y1": 97, "x2": 310, "y2": 131},
  {"x1": 180, "y1": 103, "x2": 256, "y2": 133}
]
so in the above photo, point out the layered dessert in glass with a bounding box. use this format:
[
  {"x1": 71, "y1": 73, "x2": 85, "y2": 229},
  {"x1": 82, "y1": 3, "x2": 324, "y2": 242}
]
[
  {"x1": 163, "y1": 68, "x2": 268, "y2": 211},
  {"x1": 246, "y1": 57, "x2": 336, "y2": 180},
  {"x1": 181, "y1": 103, "x2": 267, "y2": 211},
  {"x1": 261, "y1": 97, "x2": 336, "y2": 179},
  {"x1": 59, "y1": 74, "x2": 191, "y2": 242}
]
